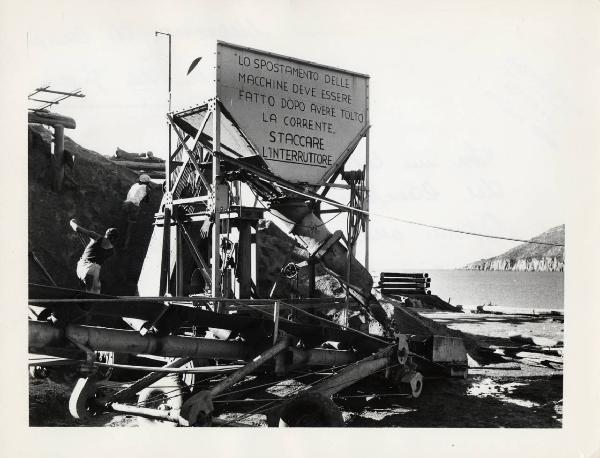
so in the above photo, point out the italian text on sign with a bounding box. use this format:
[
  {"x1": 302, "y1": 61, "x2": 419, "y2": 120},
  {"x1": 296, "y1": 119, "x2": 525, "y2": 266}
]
[{"x1": 217, "y1": 41, "x2": 369, "y2": 185}]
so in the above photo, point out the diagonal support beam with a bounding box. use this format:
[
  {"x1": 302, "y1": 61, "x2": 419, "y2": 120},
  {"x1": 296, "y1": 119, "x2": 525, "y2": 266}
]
[
  {"x1": 168, "y1": 114, "x2": 213, "y2": 193},
  {"x1": 106, "y1": 357, "x2": 193, "y2": 404},
  {"x1": 178, "y1": 221, "x2": 212, "y2": 286}
]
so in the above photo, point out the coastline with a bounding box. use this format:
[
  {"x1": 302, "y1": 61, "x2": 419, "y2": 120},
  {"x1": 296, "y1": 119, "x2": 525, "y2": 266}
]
[{"x1": 372, "y1": 269, "x2": 564, "y2": 312}]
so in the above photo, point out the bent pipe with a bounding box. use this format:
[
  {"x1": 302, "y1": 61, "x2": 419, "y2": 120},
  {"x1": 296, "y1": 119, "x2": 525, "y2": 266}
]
[
  {"x1": 270, "y1": 198, "x2": 372, "y2": 299},
  {"x1": 269, "y1": 198, "x2": 390, "y2": 330}
]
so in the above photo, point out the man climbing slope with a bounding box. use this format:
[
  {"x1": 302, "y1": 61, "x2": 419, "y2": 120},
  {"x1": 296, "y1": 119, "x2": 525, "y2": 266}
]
[
  {"x1": 122, "y1": 173, "x2": 152, "y2": 250},
  {"x1": 70, "y1": 219, "x2": 119, "y2": 294}
]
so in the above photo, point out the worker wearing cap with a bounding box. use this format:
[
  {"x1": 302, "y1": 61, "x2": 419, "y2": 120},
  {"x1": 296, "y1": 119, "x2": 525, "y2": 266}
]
[
  {"x1": 70, "y1": 219, "x2": 118, "y2": 294},
  {"x1": 122, "y1": 174, "x2": 152, "y2": 250}
]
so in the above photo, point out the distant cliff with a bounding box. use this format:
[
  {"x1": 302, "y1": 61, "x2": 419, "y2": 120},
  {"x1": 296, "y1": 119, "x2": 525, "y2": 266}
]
[{"x1": 462, "y1": 225, "x2": 564, "y2": 272}]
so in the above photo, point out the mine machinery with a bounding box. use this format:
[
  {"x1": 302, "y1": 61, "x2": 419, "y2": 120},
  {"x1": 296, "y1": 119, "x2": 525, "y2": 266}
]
[{"x1": 28, "y1": 42, "x2": 467, "y2": 427}]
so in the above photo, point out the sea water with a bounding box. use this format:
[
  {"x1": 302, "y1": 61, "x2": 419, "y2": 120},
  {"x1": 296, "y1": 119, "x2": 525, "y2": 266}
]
[{"x1": 376, "y1": 270, "x2": 564, "y2": 312}]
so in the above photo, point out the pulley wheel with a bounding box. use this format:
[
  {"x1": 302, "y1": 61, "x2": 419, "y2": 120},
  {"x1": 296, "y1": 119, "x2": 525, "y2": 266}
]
[
  {"x1": 400, "y1": 371, "x2": 424, "y2": 398},
  {"x1": 137, "y1": 375, "x2": 184, "y2": 427}
]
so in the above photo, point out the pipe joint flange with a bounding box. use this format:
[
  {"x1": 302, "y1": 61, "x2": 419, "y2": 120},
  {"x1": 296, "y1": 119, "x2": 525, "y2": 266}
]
[
  {"x1": 394, "y1": 333, "x2": 409, "y2": 365},
  {"x1": 400, "y1": 371, "x2": 423, "y2": 398}
]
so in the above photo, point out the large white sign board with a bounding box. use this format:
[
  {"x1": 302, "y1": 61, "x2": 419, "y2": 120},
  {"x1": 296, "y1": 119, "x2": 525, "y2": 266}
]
[{"x1": 217, "y1": 41, "x2": 369, "y2": 185}]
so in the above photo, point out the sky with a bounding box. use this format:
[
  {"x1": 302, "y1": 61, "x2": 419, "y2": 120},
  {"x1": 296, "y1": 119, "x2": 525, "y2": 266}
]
[
  {"x1": 19, "y1": 0, "x2": 600, "y2": 270},
  {"x1": 2, "y1": 3, "x2": 600, "y2": 453}
]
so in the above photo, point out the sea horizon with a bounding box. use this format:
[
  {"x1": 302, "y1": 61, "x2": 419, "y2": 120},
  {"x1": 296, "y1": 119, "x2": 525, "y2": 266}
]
[{"x1": 372, "y1": 268, "x2": 564, "y2": 312}]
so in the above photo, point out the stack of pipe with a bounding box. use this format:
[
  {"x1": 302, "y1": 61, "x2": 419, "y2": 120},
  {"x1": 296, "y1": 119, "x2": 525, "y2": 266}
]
[
  {"x1": 379, "y1": 272, "x2": 431, "y2": 295},
  {"x1": 111, "y1": 147, "x2": 166, "y2": 180}
]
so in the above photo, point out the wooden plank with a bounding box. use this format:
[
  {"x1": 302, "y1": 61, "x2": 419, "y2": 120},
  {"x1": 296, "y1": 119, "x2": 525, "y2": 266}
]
[{"x1": 112, "y1": 160, "x2": 165, "y2": 170}]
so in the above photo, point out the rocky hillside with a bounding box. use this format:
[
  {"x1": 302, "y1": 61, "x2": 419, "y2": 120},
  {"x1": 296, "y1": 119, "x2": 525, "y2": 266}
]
[
  {"x1": 462, "y1": 225, "x2": 564, "y2": 272},
  {"x1": 28, "y1": 124, "x2": 162, "y2": 294}
]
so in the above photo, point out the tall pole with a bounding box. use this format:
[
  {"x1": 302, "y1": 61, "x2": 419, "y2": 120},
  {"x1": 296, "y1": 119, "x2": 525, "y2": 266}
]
[
  {"x1": 364, "y1": 78, "x2": 370, "y2": 272},
  {"x1": 168, "y1": 33, "x2": 172, "y2": 156},
  {"x1": 156, "y1": 31, "x2": 174, "y2": 295},
  {"x1": 155, "y1": 31, "x2": 172, "y2": 158}
]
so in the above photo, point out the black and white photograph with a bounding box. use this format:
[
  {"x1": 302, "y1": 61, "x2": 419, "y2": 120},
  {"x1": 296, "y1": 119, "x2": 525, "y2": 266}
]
[{"x1": 1, "y1": 0, "x2": 599, "y2": 456}]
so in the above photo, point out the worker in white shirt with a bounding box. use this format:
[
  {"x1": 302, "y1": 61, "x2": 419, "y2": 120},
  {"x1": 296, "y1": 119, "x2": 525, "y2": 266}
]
[{"x1": 122, "y1": 174, "x2": 152, "y2": 250}]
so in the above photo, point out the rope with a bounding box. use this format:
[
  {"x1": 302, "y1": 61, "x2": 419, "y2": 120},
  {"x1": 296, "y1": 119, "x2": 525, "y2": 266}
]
[{"x1": 268, "y1": 180, "x2": 564, "y2": 247}]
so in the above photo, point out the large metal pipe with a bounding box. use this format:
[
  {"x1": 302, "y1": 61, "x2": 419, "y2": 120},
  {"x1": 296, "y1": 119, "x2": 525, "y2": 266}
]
[
  {"x1": 380, "y1": 272, "x2": 429, "y2": 278},
  {"x1": 29, "y1": 321, "x2": 253, "y2": 361},
  {"x1": 289, "y1": 347, "x2": 356, "y2": 367},
  {"x1": 379, "y1": 278, "x2": 431, "y2": 285},
  {"x1": 270, "y1": 198, "x2": 372, "y2": 301},
  {"x1": 29, "y1": 321, "x2": 362, "y2": 367},
  {"x1": 29, "y1": 286, "x2": 384, "y2": 350}
]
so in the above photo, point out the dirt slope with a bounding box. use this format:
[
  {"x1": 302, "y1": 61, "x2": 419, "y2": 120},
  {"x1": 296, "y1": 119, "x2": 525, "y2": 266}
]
[{"x1": 28, "y1": 124, "x2": 162, "y2": 295}]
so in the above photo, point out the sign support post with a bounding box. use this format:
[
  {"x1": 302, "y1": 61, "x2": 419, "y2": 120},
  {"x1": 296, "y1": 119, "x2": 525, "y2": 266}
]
[
  {"x1": 211, "y1": 100, "x2": 222, "y2": 305},
  {"x1": 365, "y1": 129, "x2": 370, "y2": 271}
]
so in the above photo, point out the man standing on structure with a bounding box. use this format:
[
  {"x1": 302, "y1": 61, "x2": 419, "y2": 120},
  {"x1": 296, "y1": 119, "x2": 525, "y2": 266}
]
[
  {"x1": 70, "y1": 219, "x2": 118, "y2": 294},
  {"x1": 122, "y1": 174, "x2": 152, "y2": 250}
]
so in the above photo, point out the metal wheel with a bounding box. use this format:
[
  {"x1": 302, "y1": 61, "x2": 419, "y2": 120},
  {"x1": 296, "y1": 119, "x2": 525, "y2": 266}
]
[
  {"x1": 68, "y1": 375, "x2": 99, "y2": 420},
  {"x1": 278, "y1": 392, "x2": 344, "y2": 427}
]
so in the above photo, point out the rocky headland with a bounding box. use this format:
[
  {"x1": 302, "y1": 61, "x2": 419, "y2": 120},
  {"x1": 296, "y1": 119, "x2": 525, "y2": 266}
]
[{"x1": 462, "y1": 225, "x2": 564, "y2": 272}]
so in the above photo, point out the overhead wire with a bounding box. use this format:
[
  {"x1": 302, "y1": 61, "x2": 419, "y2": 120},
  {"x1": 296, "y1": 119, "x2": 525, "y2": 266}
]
[{"x1": 262, "y1": 178, "x2": 564, "y2": 247}]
